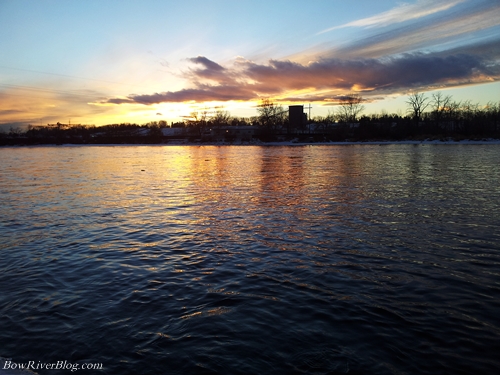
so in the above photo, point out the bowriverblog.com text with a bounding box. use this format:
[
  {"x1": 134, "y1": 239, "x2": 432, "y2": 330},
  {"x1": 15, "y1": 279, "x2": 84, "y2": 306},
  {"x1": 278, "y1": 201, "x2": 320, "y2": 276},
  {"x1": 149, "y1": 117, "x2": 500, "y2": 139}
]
[{"x1": 3, "y1": 360, "x2": 103, "y2": 372}]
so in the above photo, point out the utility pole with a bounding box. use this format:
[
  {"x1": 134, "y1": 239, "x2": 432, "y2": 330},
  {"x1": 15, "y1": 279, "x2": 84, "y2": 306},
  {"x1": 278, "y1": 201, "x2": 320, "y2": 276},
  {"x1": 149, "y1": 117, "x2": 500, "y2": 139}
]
[
  {"x1": 304, "y1": 103, "x2": 312, "y2": 133},
  {"x1": 304, "y1": 103, "x2": 312, "y2": 120}
]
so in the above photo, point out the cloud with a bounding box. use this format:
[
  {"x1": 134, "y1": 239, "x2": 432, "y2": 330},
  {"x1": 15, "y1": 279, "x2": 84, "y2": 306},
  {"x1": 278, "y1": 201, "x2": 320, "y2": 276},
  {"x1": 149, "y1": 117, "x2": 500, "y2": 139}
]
[
  {"x1": 104, "y1": 84, "x2": 256, "y2": 105},
  {"x1": 318, "y1": 0, "x2": 464, "y2": 34},
  {"x1": 281, "y1": 94, "x2": 378, "y2": 106},
  {"x1": 0, "y1": 84, "x2": 116, "y2": 127},
  {"x1": 102, "y1": 48, "x2": 499, "y2": 106},
  {"x1": 186, "y1": 56, "x2": 234, "y2": 83},
  {"x1": 332, "y1": 1, "x2": 500, "y2": 58},
  {"x1": 245, "y1": 50, "x2": 498, "y2": 94},
  {"x1": 101, "y1": 1, "x2": 500, "y2": 107},
  {"x1": 0, "y1": 109, "x2": 25, "y2": 116},
  {"x1": 188, "y1": 56, "x2": 225, "y2": 72}
]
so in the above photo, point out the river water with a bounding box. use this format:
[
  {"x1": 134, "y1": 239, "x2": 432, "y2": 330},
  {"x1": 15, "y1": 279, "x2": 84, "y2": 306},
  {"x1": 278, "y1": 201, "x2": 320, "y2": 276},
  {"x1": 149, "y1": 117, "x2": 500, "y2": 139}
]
[{"x1": 1, "y1": 145, "x2": 499, "y2": 375}]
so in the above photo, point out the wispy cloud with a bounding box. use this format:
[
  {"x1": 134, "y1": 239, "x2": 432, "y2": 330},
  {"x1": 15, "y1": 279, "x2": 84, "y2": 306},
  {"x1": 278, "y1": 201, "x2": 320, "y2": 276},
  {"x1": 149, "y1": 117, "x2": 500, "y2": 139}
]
[
  {"x1": 0, "y1": 86, "x2": 114, "y2": 126},
  {"x1": 332, "y1": 1, "x2": 500, "y2": 58},
  {"x1": 317, "y1": 0, "x2": 464, "y2": 34},
  {"x1": 100, "y1": 1, "x2": 500, "y2": 107}
]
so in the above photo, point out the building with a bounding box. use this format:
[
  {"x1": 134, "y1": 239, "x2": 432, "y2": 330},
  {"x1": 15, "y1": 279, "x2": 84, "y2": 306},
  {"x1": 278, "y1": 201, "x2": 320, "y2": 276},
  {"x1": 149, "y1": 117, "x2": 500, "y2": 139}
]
[{"x1": 289, "y1": 105, "x2": 307, "y2": 133}]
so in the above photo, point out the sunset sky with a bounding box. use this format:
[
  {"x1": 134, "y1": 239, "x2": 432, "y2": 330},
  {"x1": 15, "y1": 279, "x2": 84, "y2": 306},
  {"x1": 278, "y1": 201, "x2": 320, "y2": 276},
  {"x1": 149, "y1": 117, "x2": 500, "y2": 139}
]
[{"x1": 1, "y1": 0, "x2": 499, "y2": 129}]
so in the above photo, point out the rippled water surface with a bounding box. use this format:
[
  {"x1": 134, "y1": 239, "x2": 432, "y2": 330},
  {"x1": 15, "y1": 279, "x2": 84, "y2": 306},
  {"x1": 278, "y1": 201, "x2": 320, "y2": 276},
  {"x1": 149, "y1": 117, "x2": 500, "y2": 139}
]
[{"x1": 1, "y1": 145, "x2": 500, "y2": 375}]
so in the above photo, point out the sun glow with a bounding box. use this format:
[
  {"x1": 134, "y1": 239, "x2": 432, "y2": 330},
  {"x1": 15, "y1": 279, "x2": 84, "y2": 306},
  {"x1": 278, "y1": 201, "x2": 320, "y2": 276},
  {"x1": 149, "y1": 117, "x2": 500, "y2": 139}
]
[{"x1": 1, "y1": 0, "x2": 499, "y2": 131}]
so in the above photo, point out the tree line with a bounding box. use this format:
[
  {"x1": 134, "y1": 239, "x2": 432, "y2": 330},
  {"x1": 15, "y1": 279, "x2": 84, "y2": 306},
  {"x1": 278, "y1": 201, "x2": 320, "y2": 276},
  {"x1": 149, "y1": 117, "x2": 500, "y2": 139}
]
[
  {"x1": 310, "y1": 92, "x2": 500, "y2": 141},
  {"x1": 1, "y1": 92, "x2": 499, "y2": 145}
]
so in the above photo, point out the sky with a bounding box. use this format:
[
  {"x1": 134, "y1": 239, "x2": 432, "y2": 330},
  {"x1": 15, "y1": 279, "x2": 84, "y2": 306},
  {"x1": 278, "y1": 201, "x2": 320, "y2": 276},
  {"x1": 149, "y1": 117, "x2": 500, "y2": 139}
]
[{"x1": 0, "y1": 0, "x2": 499, "y2": 129}]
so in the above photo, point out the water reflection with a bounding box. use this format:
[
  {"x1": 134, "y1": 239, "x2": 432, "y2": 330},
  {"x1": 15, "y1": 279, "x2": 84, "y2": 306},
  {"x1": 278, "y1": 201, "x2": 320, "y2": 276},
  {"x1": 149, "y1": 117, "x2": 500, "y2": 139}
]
[{"x1": 0, "y1": 145, "x2": 499, "y2": 375}]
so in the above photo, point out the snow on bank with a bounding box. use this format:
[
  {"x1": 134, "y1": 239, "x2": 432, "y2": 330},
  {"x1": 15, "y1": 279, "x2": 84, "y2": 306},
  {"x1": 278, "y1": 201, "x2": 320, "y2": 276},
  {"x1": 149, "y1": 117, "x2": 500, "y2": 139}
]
[
  {"x1": 260, "y1": 139, "x2": 500, "y2": 146},
  {"x1": 4, "y1": 139, "x2": 500, "y2": 147}
]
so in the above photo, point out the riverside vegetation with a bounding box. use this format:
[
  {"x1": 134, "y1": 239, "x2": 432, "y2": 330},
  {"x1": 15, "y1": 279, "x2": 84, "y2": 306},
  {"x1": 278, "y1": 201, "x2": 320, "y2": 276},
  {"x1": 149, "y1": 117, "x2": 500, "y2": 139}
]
[{"x1": 2, "y1": 93, "x2": 499, "y2": 145}]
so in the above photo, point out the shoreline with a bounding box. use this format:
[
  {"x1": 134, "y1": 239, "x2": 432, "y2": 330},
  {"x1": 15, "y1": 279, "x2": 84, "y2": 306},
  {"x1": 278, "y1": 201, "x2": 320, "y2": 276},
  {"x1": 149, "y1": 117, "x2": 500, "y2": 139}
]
[{"x1": 2, "y1": 138, "x2": 500, "y2": 147}]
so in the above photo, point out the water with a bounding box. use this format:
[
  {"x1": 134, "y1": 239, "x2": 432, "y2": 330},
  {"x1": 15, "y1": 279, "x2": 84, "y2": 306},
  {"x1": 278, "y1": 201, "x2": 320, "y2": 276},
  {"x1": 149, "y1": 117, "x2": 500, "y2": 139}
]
[{"x1": 1, "y1": 145, "x2": 499, "y2": 375}]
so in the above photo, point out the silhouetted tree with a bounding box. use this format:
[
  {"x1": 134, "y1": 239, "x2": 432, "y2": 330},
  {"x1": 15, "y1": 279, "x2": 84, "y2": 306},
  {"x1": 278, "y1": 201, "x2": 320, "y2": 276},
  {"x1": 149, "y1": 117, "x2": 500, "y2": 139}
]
[
  {"x1": 210, "y1": 110, "x2": 231, "y2": 128},
  {"x1": 336, "y1": 94, "x2": 364, "y2": 123},
  {"x1": 430, "y1": 92, "x2": 452, "y2": 132},
  {"x1": 148, "y1": 123, "x2": 162, "y2": 138},
  {"x1": 406, "y1": 92, "x2": 429, "y2": 124},
  {"x1": 257, "y1": 99, "x2": 286, "y2": 131},
  {"x1": 186, "y1": 109, "x2": 211, "y2": 136},
  {"x1": 9, "y1": 127, "x2": 23, "y2": 137}
]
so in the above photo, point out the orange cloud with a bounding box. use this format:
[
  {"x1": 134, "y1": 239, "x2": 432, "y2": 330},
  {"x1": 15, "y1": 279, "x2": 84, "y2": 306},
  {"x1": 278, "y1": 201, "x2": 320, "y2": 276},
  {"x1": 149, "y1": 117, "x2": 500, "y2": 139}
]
[{"x1": 102, "y1": 44, "x2": 500, "y2": 106}]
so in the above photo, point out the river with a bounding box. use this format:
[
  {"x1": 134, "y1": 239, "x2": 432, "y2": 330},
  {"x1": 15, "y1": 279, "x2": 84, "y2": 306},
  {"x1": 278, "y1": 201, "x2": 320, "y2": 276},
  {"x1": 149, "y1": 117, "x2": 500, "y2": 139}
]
[{"x1": 1, "y1": 145, "x2": 499, "y2": 374}]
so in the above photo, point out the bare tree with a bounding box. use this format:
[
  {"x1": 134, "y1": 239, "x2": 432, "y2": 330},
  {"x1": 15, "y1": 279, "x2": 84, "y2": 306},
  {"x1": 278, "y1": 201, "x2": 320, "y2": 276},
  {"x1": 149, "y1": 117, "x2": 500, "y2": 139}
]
[
  {"x1": 406, "y1": 92, "x2": 429, "y2": 123},
  {"x1": 148, "y1": 122, "x2": 162, "y2": 137},
  {"x1": 257, "y1": 99, "x2": 286, "y2": 131},
  {"x1": 447, "y1": 100, "x2": 461, "y2": 121},
  {"x1": 210, "y1": 110, "x2": 231, "y2": 128},
  {"x1": 430, "y1": 92, "x2": 452, "y2": 130},
  {"x1": 186, "y1": 108, "x2": 212, "y2": 135},
  {"x1": 312, "y1": 112, "x2": 335, "y2": 133},
  {"x1": 9, "y1": 126, "x2": 23, "y2": 137},
  {"x1": 336, "y1": 94, "x2": 364, "y2": 123},
  {"x1": 460, "y1": 100, "x2": 479, "y2": 121}
]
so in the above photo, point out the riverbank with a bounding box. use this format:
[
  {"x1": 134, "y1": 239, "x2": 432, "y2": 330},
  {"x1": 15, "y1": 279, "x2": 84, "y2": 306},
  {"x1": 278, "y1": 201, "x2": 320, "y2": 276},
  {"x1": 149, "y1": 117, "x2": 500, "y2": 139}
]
[{"x1": 2, "y1": 138, "x2": 500, "y2": 147}]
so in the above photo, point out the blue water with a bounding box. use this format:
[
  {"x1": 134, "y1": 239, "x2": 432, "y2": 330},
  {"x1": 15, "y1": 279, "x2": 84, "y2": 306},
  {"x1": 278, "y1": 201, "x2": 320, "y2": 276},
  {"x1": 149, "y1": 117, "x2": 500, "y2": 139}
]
[{"x1": 1, "y1": 145, "x2": 499, "y2": 374}]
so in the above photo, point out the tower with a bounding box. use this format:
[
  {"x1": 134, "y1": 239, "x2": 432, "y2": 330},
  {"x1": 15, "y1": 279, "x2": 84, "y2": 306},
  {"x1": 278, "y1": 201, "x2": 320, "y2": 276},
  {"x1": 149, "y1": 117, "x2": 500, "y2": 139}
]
[{"x1": 289, "y1": 105, "x2": 307, "y2": 133}]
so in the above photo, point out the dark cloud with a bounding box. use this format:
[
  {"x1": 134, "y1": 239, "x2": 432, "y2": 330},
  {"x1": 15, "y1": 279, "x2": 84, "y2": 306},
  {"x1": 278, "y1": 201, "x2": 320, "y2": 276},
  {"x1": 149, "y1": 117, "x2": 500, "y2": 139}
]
[
  {"x1": 434, "y1": 37, "x2": 500, "y2": 63},
  {"x1": 281, "y1": 94, "x2": 379, "y2": 105},
  {"x1": 103, "y1": 46, "x2": 500, "y2": 105},
  {"x1": 103, "y1": 98, "x2": 135, "y2": 104},
  {"x1": 0, "y1": 109, "x2": 24, "y2": 116},
  {"x1": 188, "y1": 56, "x2": 225, "y2": 71},
  {"x1": 110, "y1": 85, "x2": 256, "y2": 105},
  {"x1": 186, "y1": 56, "x2": 233, "y2": 83},
  {"x1": 243, "y1": 51, "x2": 497, "y2": 93}
]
